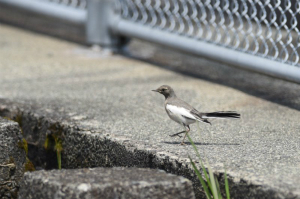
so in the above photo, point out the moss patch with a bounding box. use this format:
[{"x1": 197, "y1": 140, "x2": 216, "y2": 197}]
[
  {"x1": 17, "y1": 138, "x2": 28, "y2": 155},
  {"x1": 24, "y1": 157, "x2": 35, "y2": 172}
]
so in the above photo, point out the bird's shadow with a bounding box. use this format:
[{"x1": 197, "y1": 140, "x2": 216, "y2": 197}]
[{"x1": 162, "y1": 141, "x2": 240, "y2": 146}]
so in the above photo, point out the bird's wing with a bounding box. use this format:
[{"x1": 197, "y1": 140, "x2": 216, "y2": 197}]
[
  {"x1": 190, "y1": 109, "x2": 204, "y2": 119},
  {"x1": 166, "y1": 104, "x2": 196, "y2": 120}
]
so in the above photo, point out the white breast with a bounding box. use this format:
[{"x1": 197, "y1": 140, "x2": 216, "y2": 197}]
[{"x1": 166, "y1": 104, "x2": 196, "y2": 125}]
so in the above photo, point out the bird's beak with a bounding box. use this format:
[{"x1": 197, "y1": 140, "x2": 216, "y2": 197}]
[{"x1": 152, "y1": 89, "x2": 159, "y2": 92}]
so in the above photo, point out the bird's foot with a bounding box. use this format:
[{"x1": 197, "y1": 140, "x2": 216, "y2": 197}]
[
  {"x1": 180, "y1": 142, "x2": 186, "y2": 146},
  {"x1": 169, "y1": 134, "x2": 182, "y2": 138},
  {"x1": 169, "y1": 131, "x2": 185, "y2": 138}
]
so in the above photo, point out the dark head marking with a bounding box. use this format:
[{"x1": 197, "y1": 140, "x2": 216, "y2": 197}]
[{"x1": 152, "y1": 85, "x2": 176, "y2": 98}]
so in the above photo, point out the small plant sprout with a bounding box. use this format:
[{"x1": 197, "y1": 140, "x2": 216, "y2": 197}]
[
  {"x1": 55, "y1": 137, "x2": 63, "y2": 170},
  {"x1": 44, "y1": 134, "x2": 63, "y2": 170},
  {"x1": 44, "y1": 123, "x2": 64, "y2": 170}
]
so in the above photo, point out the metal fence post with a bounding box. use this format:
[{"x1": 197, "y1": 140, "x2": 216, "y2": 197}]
[{"x1": 86, "y1": 0, "x2": 121, "y2": 48}]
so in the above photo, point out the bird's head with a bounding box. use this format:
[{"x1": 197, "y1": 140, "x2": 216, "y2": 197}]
[{"x1": 152, "y1": 85, "x2": 176, "y2": 98}]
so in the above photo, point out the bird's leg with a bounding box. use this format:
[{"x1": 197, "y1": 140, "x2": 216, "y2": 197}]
[
  {"x1": 169, "y1": 131, "x2": 186, "y2": 138},
  {"x1": 169, "y1": 124, "x2": 187, "y2": 138},
  {"x1": 180, "y1": 125, "x2": 190, "y2": 145}
]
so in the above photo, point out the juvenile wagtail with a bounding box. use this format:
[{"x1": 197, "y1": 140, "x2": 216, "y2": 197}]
[{"x1": 152, "y1": 85, "x2": 240, "y2": 145}]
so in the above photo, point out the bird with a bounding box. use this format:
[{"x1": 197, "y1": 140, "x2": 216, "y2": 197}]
[{"x1": 152, "y1": 85, "x2": 240, "y2": 145}]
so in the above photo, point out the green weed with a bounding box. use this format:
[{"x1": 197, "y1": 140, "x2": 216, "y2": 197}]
[{"x1": 188, "y1": 134, "x2": 230, "y2": 199}]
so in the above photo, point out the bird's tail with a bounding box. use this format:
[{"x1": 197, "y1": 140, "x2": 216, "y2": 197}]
[{"x1": 202, "y1": 111, "x2": 240, "y2": 119}]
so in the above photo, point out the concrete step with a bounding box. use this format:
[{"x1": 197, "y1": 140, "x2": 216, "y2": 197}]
[{"x1": 19, "y1": 167, "x2": 195, "y2": 199}]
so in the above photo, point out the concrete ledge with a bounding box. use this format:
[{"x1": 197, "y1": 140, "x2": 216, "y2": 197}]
[
  {"x1": 19, "y1": 167, "x2": 195, "y2": 199},
  {"x1": 2, "y1": 100, "x2": 297, "y2": 199}
]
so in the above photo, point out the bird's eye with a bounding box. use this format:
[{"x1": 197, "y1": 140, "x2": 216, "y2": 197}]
[{"x1": 161, "y1": 88, "x2": 166, "y2": 91}]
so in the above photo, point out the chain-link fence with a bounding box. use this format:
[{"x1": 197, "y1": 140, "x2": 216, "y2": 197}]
[
  {"x1": 1, "y1": 0, "x2": 300, "y2": 82},
  {"x1": 117, "y1": 0, "x2": 300, "y2": 66}
]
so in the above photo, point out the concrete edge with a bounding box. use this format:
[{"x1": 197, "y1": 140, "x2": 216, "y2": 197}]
[{"x1": 0, "y1": 99, "x2": 297, "y2": 199}]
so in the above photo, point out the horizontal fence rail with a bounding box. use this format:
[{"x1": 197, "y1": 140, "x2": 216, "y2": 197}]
[
  {"x1": 0, "y1": 0, "x2": 300, "y2": 83},
  {"x1": 111, "y1": 19, "x2": 300, "y2": 83}
]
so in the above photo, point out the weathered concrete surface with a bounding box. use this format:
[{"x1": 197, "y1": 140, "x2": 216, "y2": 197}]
[
  {"x1": 0, "y1": 118, "x2": 26, "y2": 199},
  {"x1": 19, "y1": 167, "x2": 195, "y2": 199},
  {"x1": 0, "y1": 23, "x2": 300, "y2": 199}
]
